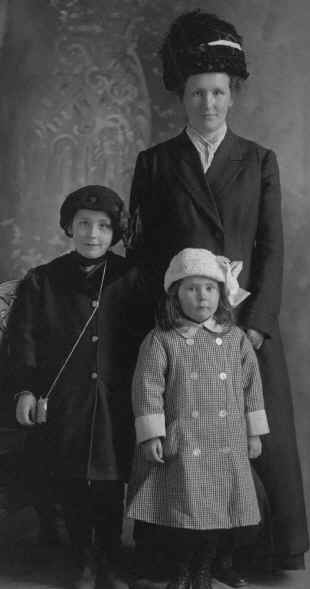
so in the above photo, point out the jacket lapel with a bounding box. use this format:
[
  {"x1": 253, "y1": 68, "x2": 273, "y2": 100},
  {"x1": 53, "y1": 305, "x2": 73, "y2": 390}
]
[
  {"x1": 206, "y1": 129, "x2": 244, "y2": 197},
  {"x1": 169, "y1": 131, "x2": 223, "y2": 231}
]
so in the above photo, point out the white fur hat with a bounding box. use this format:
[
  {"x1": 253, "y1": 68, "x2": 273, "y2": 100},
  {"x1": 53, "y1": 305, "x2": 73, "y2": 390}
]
[{"x1": 164, "y1": 248, "x2": 250, "y2": 307}]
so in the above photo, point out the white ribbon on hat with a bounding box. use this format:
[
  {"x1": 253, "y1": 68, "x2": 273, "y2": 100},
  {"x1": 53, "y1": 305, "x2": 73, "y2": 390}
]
[
  {"x1": 216, "y1": 256, "x2": 250, "y2": 307},
  {"x1": 208, "y1": 40, "x2": 242, "y2": 51}
]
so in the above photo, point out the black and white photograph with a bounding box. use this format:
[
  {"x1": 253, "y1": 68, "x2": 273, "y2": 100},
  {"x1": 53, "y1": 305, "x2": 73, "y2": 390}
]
[{"x1": 0, "y1": 2, "x2": 309, "y2": 588}]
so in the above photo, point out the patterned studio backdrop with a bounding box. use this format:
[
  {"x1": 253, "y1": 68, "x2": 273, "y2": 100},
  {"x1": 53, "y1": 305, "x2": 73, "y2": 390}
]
[
  {"x1": 0, "y1": 0, "x2": 158, "y2": 276},
  {"x1": 0, "y1": 0, "x2": 310, "y2": 508}
]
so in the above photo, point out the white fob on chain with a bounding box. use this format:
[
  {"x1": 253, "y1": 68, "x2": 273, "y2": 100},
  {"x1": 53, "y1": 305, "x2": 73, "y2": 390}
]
[{"x1": 36, "y1": 396, "x2": 48, "y2": 424}]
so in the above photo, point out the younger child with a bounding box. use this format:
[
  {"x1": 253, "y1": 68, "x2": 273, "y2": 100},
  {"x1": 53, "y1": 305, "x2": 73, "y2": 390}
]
[
  {"x1": 127, "y1": 248, "x2": 269, "y2": 589},
  {"x1": 8, "y1": 185, "x2": 143, "y2": 589}
]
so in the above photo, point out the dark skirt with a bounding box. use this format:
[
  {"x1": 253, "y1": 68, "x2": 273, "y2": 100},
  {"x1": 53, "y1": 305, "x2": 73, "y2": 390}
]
[{"x1": 252, "y1": 326, "x2": 308, "y2": 567}]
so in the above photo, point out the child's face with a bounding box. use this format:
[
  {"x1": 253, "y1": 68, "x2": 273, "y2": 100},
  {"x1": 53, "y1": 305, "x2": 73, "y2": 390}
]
[
  {"x1": 178, "y1": 276, "x2": 220, "y2": 323},
  {"x1": 71, "y1": 209, "x2": 113, "y2": 258}
]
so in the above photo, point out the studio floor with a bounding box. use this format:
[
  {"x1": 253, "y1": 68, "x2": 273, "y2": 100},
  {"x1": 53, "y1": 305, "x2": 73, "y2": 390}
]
[{"x1": 0, "y1": 508, "x2": 309, "y2": 589}]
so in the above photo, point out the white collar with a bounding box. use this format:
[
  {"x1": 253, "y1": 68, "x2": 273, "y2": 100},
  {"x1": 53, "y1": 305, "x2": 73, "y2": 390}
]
[
  {"x1": 186, "y1": 123, "x2": 227, "y2": 153},
  {"x1": 175, "y1": 316, "x2": 225, "y2": 339}
]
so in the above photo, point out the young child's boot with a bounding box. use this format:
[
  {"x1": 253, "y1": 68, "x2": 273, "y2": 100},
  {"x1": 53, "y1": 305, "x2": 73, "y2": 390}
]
[
  {"x1": 95, "y1": 554, "x2": 127, "y2": 589},
  {"x1": 73, "y1": 548, "x2": 97, "y2": 589},
  {"x1": 213, "y1": 554, "x2": 248, "y2": 588},
  {"x1": 74, "y1": 566, "x2": 96, "y2": 589},
  {"x1": 166, "y1": 560, "x2": 192, "y2": 589},
  {"x1": 191, "y1": 544, "x2": 215, "y2": 589}
]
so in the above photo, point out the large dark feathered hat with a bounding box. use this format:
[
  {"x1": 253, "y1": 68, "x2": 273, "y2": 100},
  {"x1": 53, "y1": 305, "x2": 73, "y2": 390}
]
[
  {"x1": 60, "y1": 185, "x2": 128, "y2": 245},
  {"x1": 160, "y1": 10, "x2": 249, "y2": 93}
]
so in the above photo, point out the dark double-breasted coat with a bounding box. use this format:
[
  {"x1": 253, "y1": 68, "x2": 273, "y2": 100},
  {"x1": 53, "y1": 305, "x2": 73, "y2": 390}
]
[
  {"x1": 7, "y1": 251, "x2": 144, "y2": 483},
  {"x1": 128, "y1": 129, "x2": 309, "y2": 563}
]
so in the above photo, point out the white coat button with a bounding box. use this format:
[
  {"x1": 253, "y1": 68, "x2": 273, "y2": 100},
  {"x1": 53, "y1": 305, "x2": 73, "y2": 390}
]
[
  {"x1": 219, "y1": 409, "x2": 227, "y2": 418},
  {"x1": 92, "y1": 335, "x2": 99, "y2": 343},
  {"x1": 193, "y1": 448, "x2": 201, "y2": 457},
  {"x1": 186, "y1": 338, "x2": 195, "y2": 345},
  {"x1": 192, "y1": 410, "x2": 199, "y2": 418},
  {"x1": 91, "y1": 372, "x2": 98, "y2": 380},
  {"x1": 190, "y1": 372, "x2": 198, "y2": 379},
  {"x1": 92, "y1": 300, "x2": 98, "y2": 308},
  {"x1": 219, "y1": 372, "x2": 227, "y2": 380},
  {"x1": 216, "y1": 337, "x2": 223, "y2": 345},
  {"x1": 222, "y1": 447, "x2": 231, "y2": 454}
]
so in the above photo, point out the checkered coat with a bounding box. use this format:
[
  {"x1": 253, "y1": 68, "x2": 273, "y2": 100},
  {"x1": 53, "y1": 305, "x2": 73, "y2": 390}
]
[{"x1": 127, "y1": 321, "x2": 269, "y2": 530}]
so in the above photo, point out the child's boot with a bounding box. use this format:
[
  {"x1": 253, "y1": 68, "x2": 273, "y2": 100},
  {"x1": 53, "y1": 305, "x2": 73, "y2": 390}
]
[
  {"x1": 213, "y1": 554, "x2": 248, "y2": 587},
  {"x1": 191, "y1": 544, "x2": 215, "y2": 589},
  {"x1": 166, "y1": 560, "x2": 192, "y2": 589},
  {"x1": 95, "y1": 554, "x2": 127, "y2": 589},
  {"x1": 73, "y1": 548, "x2": 97, "y2": 589}
]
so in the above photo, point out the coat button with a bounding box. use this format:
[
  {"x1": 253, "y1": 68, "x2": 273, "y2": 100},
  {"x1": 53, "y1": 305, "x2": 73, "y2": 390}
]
[
  {"x1": 186, "y1": 338, "x2": 195, "y2": 345},
  {"x1": 216, "y1": 337, "x2": 223, "y2": 345},
  {"x1": 91, "y1": 335, "x2": 99, "y2": 343},
  {"x1": 192, "y1": 410, "x2": 199, "y2": 418},
  {"x1": 219, "y1": 409, "x2": 227, "y2": 418},
  {"x1": 219, "y1": 372, "x2": 227, "y2": 380},
  {"x1": 92, "y1": 300, "x2": 98, "y2": 308},
  {"x1": 193, "y1": 448, "x2": 201, "y2": 457},
  {"x1": 91, "y1": 372, "x2": 98, "y2": 380}
]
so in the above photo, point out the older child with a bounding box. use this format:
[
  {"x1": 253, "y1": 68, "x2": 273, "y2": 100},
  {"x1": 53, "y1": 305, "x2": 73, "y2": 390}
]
[
  {"x1": 8, "y1": 185, "x2": 142, "y2": 589},
  {"x1": 127, "y1": 248, "x2": 269, "y2": 589}
]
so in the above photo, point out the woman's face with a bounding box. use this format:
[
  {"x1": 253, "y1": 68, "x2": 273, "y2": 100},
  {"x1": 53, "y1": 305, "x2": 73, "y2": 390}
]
[
  {"x1": 182, "y1": 72, "x2": 233, "y2": 135},
  {"x1": 70, "y1": 209, "x2": 113, "y2": 258},
  {"x1": 178, "y1": 276, "x2": 220, "y2": 323}
]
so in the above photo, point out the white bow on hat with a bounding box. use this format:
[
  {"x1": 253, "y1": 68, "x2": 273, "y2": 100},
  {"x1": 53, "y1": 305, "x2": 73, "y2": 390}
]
[{"x1": 216, "y1": 256, "x2": 250, "y2": 307}]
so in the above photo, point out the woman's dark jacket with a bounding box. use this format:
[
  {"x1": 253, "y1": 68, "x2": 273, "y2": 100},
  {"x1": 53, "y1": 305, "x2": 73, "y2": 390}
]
[
  {"x1": 128, "y1": 129, "x2": 309, "y2": 563},
  {"x1": 7, "y1": 251, "x2": 145, "y2": 482}
]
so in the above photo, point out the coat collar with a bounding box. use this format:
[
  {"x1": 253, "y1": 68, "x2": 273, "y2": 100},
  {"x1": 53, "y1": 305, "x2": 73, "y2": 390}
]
[
  {"x1": 206, "y1": 128, "x2": 244, "y2": 196},
  {"x1": 175, "y1": 316, "x2": 225, "y2": 339},
  {"x1": 65, "y1": 250, "x2": 129, "y2": 293}
]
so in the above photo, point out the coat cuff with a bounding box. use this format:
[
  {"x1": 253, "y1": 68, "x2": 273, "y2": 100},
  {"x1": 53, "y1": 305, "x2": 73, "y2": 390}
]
[
  {"x1": 135, "y1": 413, "x2": 166, "y2": 444},
  {"x1": 246, "y1": 410, "x2": 270, "y2": 436}
]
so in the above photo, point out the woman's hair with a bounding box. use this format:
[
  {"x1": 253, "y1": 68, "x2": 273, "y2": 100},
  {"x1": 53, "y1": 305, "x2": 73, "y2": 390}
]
[
  {"x1": 156, "y1": 279, "x2": 234, "y2": 331},
  {"x1": 229, "y1": 75, "x2": 244, "y2": 93}
]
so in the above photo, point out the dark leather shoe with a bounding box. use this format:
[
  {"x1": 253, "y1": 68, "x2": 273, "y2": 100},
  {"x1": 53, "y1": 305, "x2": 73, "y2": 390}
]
[
  {"x1": 213, "y1": 566, "x2": 248, "y2": 588},
  {"x1": 73, "y1": 548, "x2": 97, "y2": 589},
  {"x1": 74, "y1": 564, "x2": 96, "y2": 589},
  {"x1": 166, "y1": 562, "x2": 191, "y2": 589},
  {"x1": 96, "y1": 560, "x2": 127, "y2": 589},
  {"x1": 192, "y1": 559, "x2": 213, "y2": 589}
]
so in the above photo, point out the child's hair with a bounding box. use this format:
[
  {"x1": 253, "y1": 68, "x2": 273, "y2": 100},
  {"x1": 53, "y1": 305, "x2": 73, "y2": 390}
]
[{"x1": 157, "y1": 279, "x2": 234, "y2": 331}]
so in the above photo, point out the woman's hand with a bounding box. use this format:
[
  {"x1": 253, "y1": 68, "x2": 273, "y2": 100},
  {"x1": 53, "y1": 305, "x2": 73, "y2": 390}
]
[
  {"x1": 248, "y1": 435, "x2": 262, "y2": 459},
  {"x1": 16, "y1": 392, "x2": 37, "y2": 426},
  {"x1": 247, "y1": 329, "x2": 264, "y2": 350},
  {"x1": 141, "y1": 437, "x2": 165, "y2": 464}
]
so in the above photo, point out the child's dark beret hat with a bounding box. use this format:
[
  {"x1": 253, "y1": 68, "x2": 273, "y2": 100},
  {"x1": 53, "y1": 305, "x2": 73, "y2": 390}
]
[
  {"x1": 60, "y1": 185, "x2": 128, "y2": 245},
  {"x1": 160, "y1": 10, "x2": 249, "y2": 93}
]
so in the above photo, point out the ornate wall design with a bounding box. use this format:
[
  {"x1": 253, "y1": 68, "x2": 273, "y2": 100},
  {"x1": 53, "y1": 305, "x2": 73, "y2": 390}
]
[{"x1": 0, "y1": 0, "x2": 151, "y2": 276}]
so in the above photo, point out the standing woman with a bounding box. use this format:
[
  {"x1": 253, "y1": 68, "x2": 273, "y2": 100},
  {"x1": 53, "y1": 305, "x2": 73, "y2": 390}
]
[{"x1": 128, "y1": 10, "x2": 309, "y2": 574}]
